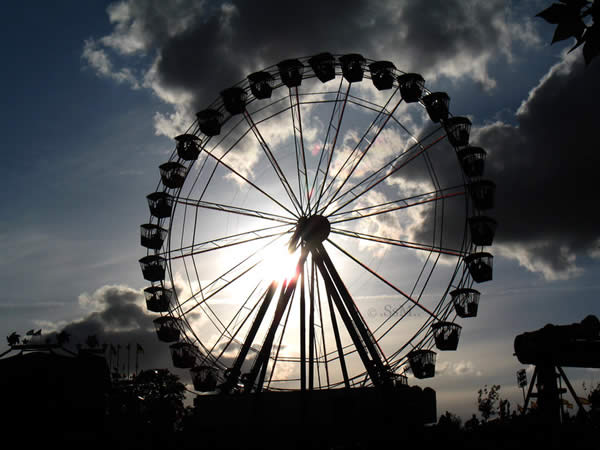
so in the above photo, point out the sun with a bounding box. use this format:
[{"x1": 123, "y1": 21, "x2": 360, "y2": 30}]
[{"x1": 260, "y1": 245, "x2": 302, "y2": 283}]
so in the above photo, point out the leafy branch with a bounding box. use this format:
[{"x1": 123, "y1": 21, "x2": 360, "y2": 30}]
[{"x1": 536, "y1": 0, "x2": 600, "y2": 64}]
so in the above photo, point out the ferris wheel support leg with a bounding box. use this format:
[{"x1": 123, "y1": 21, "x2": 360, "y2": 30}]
[
  {"x1": 315, "y1": 244, "x2": 391, "y2": 385},
  {"x1": 325, "y1": 283, "x2": 350, "y2": 389},
  {"x1": 247, "y1": 277, "x2": 298, "y2": 393},
  {"x1": 308, "y1": 261, "x2": 316, "y2": 391},
  {"x1": 300, "y1": 265, "x2": 306, "y2": 391},
  {"x1": 222, "y1": 281, "x2": 278, "y2": 393},
  {"x1": 245, "y1": 249, "x2": 309, "y2": 393},
  {"x1": 313, "y1": 247, "x2": 383, "y2": 387}
]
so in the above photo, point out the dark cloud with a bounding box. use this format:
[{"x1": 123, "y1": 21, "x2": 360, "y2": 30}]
[
  {"x1": 45, "y1": 285, "x2": 173, "y2": 372},
  {"x1": 84, "y1": 1, "x2": 599, "y2": 279},
  {"x1": 474, "y1": 53, "x2": 600, "y2": 279},
  {"x1": 385, "y1": 54, "x2": 600, "y2": 280},
  {"x1": 90, "y1": 0, "x2": 534, "y2": 115}
]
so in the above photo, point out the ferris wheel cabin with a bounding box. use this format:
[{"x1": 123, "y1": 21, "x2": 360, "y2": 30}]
[
  {"x1": 465, "y1": 252, "x2": 494, "y2": 283},
  {"x1": 175, "y1": 134, "x2": 201, "y2": 161},
  {"x1": 140, "y1": 223, "x2": 167, "y2": 250},
  {"x1": 450, "y1": 288, "x2": 480, "y2": 318},
  {"x1": 339, "y1": 53, "x2": 366, "y2": 83},
  {"x1": 170, "y1": 342, "x2": 197, "y2": 368},
  {"x1": 458, "y1": 146, "x2": 486, "y2": 178},
  {"x1": 445, "y1": 116, "x2": 472, "y2": 148},
  {"x1": 191, "y1": 365, "x2": 218, "y2": 392},
  {"x1": 139, "y1": 255, "x2": 166, "y2": 282},
  {"x1": 144, "y1": 286, "x2": 173, "y2": 313},
  {"x1": 308, "y1": 52, "x2": 336, "y2": 83},
  {"x1": 422, "y1": 92, "x2": 450, "y2": 123},
  {"x1": 196, "y1": 109, "x2": 224, "y2": 136},
  {"x1": 153, "y1": 316, "x2": 182, "y2": 343},
  {"x1": 469, "y1": 179, "x2": 496, "y2": 210},
  {"x1": 367, "y1": 61, "x2": 397, "y2": 90},
  {"x1": 397, "y1": 73, "x2": 425, "y2": 103},
  {"x1": 277, "y1": 59, "x2": 304, "y2": 88},
  {"x1": 469, "y1": 216, "x2": 498, "y2": 246},
  {"x1": 159, "y1": 161, "x2": 188, "y2": 189},
  {"x1": 147, "y1": 192, "x2": 173, "y2": 219},
  {"x1": 221, "y1": 87, "x2": 248, "y2": 115},
  {"x1": 408, "y1": 349, "x2": 437, "y2": 379},
  {"x1": 247, "y1": 71, "x2": 275, "y2": 99},
  {"x1": 431, "y1": 322, "x2": 462, "y2": 351}
]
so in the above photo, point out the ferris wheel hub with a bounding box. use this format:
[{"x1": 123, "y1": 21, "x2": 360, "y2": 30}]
[{"x1": 289, "y1": 215, "x2": 330, "y2": 251}]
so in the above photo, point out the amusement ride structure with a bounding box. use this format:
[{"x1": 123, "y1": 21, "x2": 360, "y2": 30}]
[
  {"x1": 139, "y1": 52, "x2": 497, "y2": 397},
  {"x1": 515, "y1": 315, "x2": 600, "y2": 423}
]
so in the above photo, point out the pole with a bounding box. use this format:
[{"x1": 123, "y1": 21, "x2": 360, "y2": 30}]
[
  {"x1": 127, "y1": 344, "x2": 131, "y2": 379},
  {"x1": 116, "y1": 345, "x2": 121, "y2": 378}
]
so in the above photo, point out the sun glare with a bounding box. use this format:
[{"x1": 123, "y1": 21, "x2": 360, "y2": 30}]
[{"x1": 261, "y1": 245, "x2": 302, "y2": 283}]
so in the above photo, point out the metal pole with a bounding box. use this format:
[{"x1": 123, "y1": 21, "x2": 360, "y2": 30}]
[{"x1": 300, "y1": 264, "x2": 306, "y2": 391}]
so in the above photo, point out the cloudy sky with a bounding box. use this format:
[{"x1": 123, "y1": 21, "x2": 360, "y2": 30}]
[{"x1": 1, "y1": 0, "x2": 599, "y2": 420}]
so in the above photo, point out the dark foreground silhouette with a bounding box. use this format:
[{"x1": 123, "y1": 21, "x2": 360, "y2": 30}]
[{"x1": 1, "y1": 342, "x2": 597, "y2": 449}]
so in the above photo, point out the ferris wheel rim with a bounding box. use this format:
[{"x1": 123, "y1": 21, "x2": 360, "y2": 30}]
[{"x1": 139, "y1": 51, "x2": 495, "y2": 392}]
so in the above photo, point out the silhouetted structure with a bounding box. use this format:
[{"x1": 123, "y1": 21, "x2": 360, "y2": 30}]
[
  {"x1": 0, "y1": 346, "x2": 110, "y2": 443},
  {"x1": 186, "y1": 385, "x2": 436, "y2": 449},
  {"x1": 514, "y1": 315, "x2": 600, "y2": 423}
]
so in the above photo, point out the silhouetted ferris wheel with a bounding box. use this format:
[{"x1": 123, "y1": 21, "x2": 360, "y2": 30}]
[{"x1": 139, "y1": 52, "x2": 496, "y2": 393}]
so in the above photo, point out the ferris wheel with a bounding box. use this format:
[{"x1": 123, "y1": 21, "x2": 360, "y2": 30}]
[{"x1": 139, "y1": 52, "x2": 496, "y2": 393}]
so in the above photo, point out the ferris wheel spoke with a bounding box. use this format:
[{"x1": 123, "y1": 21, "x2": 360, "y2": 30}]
[
  {"x1": 211, "y1": 280, "x2": 277, "y2": 370},
  {"x1": 243, "y1": 110, "x2": 303, "y2": 215},
  {"x1": 367, "y1": 252, "x2": 442, "y2": 345},
  {"x1": 317, "y1": 88, "x2": 403, "y2": 215},
  {"x1": 328, "y1": 187, "x2": 465, "y2": 225},
  {"x1": 202, "y1": 280, "x2": 263, "y2": 364},
  {"x1": 325, "y1": 238, "x2": 441, "y2": 322},
  {"x1": 165, "y1": 225, "x2": 293, "y2": 260},
  {"x1": 175, "y1": 197, "x2": 296, "y2": 225},
  {"x1": 319, "y1": 125, "x2": 443, "y2": 215},
  {"x1": 311, "y1": 79, "x2": 350, "y2": 214},
  {"x1": 181, "y1": 259, "x2": 262, "y2": 317},
  {"x1": 177, "y1": 232, "x2": 286, "y2": 313},
  {"x1": 329, "y1": 227, "x2": 467, "y2": 257},
  {"x1": 324, "y1": 131, "x2": 447, "y2": 216},
  {"x1": 200, "y1": 145, "x2": 299, "y2": 218},
  {"x1": 288, "y1": 87, "x2": 311, "y2": 214},
  {"x1": 328, "y1": 184, "x2": 460, "y2": 218}
]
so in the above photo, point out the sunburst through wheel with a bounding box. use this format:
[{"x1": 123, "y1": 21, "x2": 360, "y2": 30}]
[{"x1": 139, "y1": 52, "x2": 497, "y2": 393}]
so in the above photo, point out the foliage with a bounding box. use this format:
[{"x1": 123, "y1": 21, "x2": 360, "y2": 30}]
[
  {"x1": 536, "y1": 0, "x2": 600, "y2": 65},
  {"x1": 582, "y1": 381, "x2": 600, "y2": 407},
  {"x1": 109, "y1": 369, "x2": 187, "y2": 433},
  {"x1": 133, "y1": 368, "x2": 186, "y2": 404},
  {"x1": 437, "y1": 410, "x2": 462, "y2": 430},
  {"x1": 478, "y1": 384, "x2": 501, "y2": 421}
]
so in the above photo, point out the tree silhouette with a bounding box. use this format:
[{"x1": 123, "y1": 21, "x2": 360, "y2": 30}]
[
  {"x1": 6, "y1": 332, "x2": 20, "y2": 346},
  {"x1": 537, "y1": 1, "x2": 600, "y2": 64},
  {"x1": 133, "y1": 369, "x2": 186, "y2": 405},
  {"x1": 56, "y1": 330, "x2": 70, "y2": 346},
  {"x1": 85, "y1": 334, "x2": 99, "y2": 348},
  {"x1": 478, "y1": 384, "x2": 501, "y2": 422}
]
